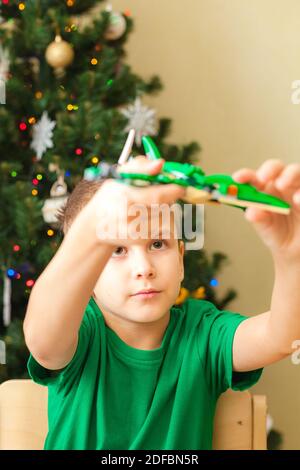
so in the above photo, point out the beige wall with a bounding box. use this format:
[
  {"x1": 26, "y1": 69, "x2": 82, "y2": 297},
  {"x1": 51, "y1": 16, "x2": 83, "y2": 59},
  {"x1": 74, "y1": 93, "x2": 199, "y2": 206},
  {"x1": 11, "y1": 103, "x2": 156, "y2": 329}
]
[{"x1": 112, "y1": 0, "x2": 300, "y2": 449}]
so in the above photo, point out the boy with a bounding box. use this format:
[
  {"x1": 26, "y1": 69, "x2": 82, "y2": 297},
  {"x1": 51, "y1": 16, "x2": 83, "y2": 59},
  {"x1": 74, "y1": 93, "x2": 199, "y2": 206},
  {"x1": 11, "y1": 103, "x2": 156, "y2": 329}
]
[{"x1": 24, "y1": 156, "x2": 300, "y2": 450}]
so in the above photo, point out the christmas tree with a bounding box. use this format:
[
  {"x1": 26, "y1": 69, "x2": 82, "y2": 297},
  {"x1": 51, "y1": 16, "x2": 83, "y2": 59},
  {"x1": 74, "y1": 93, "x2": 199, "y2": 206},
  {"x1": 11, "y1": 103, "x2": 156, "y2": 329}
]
[{"x1": 0, "y1": 0, "x2": 236, "y2": 382}]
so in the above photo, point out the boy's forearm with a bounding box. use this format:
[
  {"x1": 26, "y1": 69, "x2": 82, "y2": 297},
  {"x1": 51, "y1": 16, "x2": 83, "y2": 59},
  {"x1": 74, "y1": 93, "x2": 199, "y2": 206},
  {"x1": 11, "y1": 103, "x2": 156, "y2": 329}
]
[
  {"x1": 24, "y1": 202, "x2": 114, "y2": 360},
  {"x1": 268, "y1": 257, "x2": 300, "y2": 354}
]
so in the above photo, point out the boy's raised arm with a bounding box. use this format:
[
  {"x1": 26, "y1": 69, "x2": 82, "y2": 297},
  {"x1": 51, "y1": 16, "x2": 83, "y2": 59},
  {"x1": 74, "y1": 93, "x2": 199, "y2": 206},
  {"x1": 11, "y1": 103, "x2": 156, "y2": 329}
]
[
  {"x1": 23, "y1": 194, "x2": 115, "y2": 371},
  {"x1": 230, "y1": 160, "x2": 300, "y2": 372},
  {"x1": 23, "y1": 157, "x2": 185, "y2": 371}
]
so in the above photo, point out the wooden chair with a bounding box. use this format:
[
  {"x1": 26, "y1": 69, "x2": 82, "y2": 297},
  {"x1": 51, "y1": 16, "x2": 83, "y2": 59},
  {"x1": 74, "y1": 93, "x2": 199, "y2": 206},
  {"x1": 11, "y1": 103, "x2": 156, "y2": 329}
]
[
  {"x1": 213, "y1": 388, "x2": 267, "y2": 450},
  {"x1": 0, "y1": 379, "x2": 267, "y2": 450}
]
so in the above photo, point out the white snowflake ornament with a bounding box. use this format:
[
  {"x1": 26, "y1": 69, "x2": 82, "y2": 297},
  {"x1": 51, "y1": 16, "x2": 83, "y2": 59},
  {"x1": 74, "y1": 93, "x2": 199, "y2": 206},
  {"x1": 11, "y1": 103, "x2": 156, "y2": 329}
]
[
  {"x1": 120, "y1": 98, "x2": 157, "y2": 146},
  {"x1": 30, "y1": 111, "x2": 56, "y2": 160}
]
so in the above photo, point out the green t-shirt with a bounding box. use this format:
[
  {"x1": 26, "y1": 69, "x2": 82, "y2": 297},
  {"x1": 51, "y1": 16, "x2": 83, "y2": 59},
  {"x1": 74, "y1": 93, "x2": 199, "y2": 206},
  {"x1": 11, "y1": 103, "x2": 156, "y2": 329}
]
[{"x1": 27, "y1": 297, "x2": 263, "y2": 450}]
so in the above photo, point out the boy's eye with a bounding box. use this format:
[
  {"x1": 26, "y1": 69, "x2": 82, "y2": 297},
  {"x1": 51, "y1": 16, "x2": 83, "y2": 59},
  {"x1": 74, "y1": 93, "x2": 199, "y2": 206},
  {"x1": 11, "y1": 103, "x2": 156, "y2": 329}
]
[
  {"x1": 112, "y1": 246, "x2": 126, "y2": 257},
  {"x1": 151, "y1": 240, "x2": 166, "y2": 250}
]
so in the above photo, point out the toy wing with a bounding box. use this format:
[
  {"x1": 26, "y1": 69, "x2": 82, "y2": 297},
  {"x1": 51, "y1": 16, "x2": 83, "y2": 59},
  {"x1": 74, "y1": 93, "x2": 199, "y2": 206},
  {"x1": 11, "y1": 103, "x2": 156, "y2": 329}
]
[
  {"x1": 140, "y1": 136, "x2": 290, "y2": 215},
  {"x1": 84, "y1": 131, "x2": 290, "y2": 215}
]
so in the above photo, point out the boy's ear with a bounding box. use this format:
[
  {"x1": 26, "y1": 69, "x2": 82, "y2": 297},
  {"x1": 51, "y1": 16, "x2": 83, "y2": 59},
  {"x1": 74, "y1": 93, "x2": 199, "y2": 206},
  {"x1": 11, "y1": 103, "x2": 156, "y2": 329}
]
[
  {"x1": 179, "y1": 240, "x2": 185, "y2": 257},
  {"x1": 178, "y1": 241, "x2": 185, "y2": 281}
]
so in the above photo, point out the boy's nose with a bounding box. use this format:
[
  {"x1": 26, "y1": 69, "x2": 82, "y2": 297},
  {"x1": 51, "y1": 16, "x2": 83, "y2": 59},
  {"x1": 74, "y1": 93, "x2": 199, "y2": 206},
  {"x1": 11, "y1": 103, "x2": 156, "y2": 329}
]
[
  {"x1": 131, "y1": 256, "x2": 156, "y2": 279},
  {"x1": 134, "y1": 269, "x2": 155, "y2": 280}
]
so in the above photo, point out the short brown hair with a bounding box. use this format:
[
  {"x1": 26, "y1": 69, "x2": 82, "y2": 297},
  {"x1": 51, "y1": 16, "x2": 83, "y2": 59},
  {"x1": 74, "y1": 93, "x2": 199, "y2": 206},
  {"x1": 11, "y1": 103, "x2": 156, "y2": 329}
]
[
  {"x1": 57, "y1": 179, "x2": 103, "y2": 234},
  {"x1": 57, "y1": 179, "x2": 183, "y2": 245}
]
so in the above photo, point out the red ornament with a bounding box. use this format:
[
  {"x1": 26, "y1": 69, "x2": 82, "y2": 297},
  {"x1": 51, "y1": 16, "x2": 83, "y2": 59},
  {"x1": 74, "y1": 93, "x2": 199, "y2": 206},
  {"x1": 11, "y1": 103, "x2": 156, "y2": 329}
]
[{"x1": 19, "y1": 122, "x2": 27, "y2": 131}]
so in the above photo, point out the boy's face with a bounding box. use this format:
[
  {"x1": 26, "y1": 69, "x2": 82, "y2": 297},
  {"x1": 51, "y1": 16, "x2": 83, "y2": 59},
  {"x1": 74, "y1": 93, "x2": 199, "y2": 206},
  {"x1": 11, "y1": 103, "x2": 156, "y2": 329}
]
[{"x1": 94, "y1": 210, "x2": 184, "y2": 325}]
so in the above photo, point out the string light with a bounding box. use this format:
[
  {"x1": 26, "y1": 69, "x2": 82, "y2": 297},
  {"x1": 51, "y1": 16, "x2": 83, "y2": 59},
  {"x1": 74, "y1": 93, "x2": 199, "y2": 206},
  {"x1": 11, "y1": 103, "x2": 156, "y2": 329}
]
[
  {"x1": 67, "y1": 103, "x2": 78, "y2": 111},
  {"x1": 75, "y1": 148, "x2": 83, "y2": 155},
  {"x1": 36, "y1": 174, "x2": 43, "y2": 180},
  {"x1": 18, "y1": 3, "x2": 25, "y2": 11},
  {"x1": 35, "y1": 91, "x2": 43, "y2": 99},
  {"x1": 13, "y1": 245, "x2": 20, "y2": 252},
  {"x1": 91, "y1": 58, "x2": 98, "y2": 65},
  {"x1": 91, "y1": 156, "x2": 99, "y2": 164},
  {"x1": 26, "y1": 279, "x2": 35, "y2": 288},
  {"x1": 210, "y1": 278, "x2": 219, "y2": 287},
  {"x1": 7, "y1": 269, "x2": 16, "y2": 278},
  {"x1": 11, "y1": 171, "x2": 17, "y2": 177},
  {"x1": 19, "y1": 122, "x2": 27, "y2": 131},
  {"x1": 28, "y1": 116, "x2": 36, "y2": 125},
  {"x1": 107, "y1": 79, "x2": 113, "y2": 87},
  {"x1": 47, "y1": 229, "x2": 54, "y2": 237},
  {"x1": 32, "y1": 189, "x2": 38, "y2": 196},
  {"x1": 32, "y1": 178, "x2": 39, "y2": 186}
]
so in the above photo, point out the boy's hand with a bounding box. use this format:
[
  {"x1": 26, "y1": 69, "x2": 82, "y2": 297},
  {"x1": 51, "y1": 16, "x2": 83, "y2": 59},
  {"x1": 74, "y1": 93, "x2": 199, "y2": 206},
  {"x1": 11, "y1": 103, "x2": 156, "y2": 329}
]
[
  {"x1": 115, "y1": 155, "x2": 186, "y2": 204},
  {"x1": 89, "y1": 156, "x2": 186, "y2": 245},
  {"x1": 232, "y1": 160, "x2": 300, "y2": 262},
  {"x1": 102, "y1": 155, "x2": 186, "y2": 205}
]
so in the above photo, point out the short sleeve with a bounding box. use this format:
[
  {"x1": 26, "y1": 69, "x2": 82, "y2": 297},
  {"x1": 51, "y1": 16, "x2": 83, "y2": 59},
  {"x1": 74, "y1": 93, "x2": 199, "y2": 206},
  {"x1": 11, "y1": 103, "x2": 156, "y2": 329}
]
[
  {"x1": 27, "y1": 300, "x2": 97, "y2": 394},
  {"x1": 197, "y1": 302, "x2": 263, "y2": 397}
]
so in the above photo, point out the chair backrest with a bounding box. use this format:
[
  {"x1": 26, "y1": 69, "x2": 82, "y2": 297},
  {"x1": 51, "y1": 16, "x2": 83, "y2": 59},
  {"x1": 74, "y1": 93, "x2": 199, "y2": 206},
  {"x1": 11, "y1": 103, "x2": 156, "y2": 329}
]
[
  {"x1": 0, "y1": 379, "x2": 267, "y2": 450},
  {"x1": 213, "y1": 389, "x2": 267, "y2": 450},
  {"x1": 0, "y1": 379, "x2": 47, "y2": 450}
]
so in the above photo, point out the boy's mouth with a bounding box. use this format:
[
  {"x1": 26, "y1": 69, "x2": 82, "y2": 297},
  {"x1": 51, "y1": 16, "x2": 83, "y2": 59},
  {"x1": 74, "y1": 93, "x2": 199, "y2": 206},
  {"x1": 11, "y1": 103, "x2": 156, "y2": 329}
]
[{"x1": 131, "y1": 289, "x2": 162, "y2": 298}]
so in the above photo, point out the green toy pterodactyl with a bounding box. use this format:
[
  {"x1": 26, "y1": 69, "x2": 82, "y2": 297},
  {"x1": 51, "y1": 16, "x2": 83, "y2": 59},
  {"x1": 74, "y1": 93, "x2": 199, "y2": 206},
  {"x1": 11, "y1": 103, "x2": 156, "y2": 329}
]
[{"x1": 84, "y1": 130, "x2": 290, "y2": 215}]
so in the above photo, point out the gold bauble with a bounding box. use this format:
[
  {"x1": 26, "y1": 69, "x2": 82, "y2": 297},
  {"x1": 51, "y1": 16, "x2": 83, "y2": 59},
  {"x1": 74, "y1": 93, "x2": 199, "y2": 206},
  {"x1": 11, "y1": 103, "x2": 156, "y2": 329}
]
[
  {"x1": 175, "y1": 287, "x2": 189, "y2": 305},
  {"x1": 191, "y1": 286, "x2": 206, "y2": 300},
  {"x1": 45, "y1": 35, "x2": 74, "y2": 69}
]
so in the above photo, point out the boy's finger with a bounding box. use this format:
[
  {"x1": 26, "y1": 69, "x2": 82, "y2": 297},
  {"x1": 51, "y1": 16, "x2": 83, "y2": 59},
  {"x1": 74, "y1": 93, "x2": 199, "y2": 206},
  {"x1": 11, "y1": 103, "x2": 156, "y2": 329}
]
[
  {"x1": 119, "y1": 156, "x2": 165, "y2": 175},
  {"x1": 232, "y1": 168, "x2": 264, "y2": 189},
  {"x1": 256, "y1": 159, "x2": 285, "y2": 184},
  {"x1": 124, "y1": 182, "x2": 186, "y2": 205},
  {"x1": 245, "y1": 207, "x2": 272, "y2": 224},
  {"x1": 153, "y1": 183, "x2": 186, "y2": 203},
  {"x1": 275, "y1": 163, "x2": 300, "y2": 191}
]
